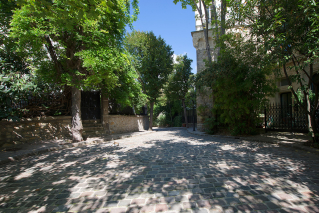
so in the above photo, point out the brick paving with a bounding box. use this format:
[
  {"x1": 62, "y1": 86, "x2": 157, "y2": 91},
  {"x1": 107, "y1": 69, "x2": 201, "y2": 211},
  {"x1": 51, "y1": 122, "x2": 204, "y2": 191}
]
[{"x1": 1, "y1": 128, "x2": 319, "y2": 213}]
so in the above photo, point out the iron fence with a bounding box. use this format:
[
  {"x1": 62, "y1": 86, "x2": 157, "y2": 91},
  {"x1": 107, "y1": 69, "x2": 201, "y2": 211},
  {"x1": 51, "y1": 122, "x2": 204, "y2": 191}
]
[
  {"x1": 264, "y1": 103, "x2": 308, "y2": 133},
  {"x1": 1, "y1": 88, "x2": 71, "y2": 118}
]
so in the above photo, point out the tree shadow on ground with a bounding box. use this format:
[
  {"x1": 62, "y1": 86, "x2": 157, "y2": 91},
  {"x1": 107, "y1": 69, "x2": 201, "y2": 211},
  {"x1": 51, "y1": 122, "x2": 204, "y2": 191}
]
[{"x1": 0, "y1": 129, "x2": 318, "y2": 213}]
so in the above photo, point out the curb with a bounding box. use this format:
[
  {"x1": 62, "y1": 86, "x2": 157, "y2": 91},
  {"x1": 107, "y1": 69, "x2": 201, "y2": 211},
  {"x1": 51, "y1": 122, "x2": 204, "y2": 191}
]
[
  {"x1": 0, "y1": 131, "x2": 155, "y2": 166},
  {"x1": 186, "y1": 128, "x2": 319, "y2": 155}
]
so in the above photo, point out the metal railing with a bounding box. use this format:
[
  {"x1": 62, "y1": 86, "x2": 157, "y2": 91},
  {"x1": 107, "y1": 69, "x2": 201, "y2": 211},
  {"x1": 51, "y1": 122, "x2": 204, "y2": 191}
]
[{"x1": 264, "y1": 103, "x2": 308, "y2": 133}]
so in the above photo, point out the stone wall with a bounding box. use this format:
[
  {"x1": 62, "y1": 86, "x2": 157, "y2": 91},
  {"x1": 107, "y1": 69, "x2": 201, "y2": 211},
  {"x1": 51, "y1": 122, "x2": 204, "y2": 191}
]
[
  {"x1": 0, "y1": 116, "x2": 72, "y2": 148},
  {"x1": 192, "y1": 29, "x2": 216, "y2": 131},
  {"x1": 0, "y1": 115, "x2": 150, "y2": 148},
  {"x1": 108, "y1": 115, "x2": 149, "y2": 134}
]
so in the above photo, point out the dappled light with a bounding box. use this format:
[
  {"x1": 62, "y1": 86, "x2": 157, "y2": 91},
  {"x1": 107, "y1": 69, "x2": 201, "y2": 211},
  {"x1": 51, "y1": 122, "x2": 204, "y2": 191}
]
[{"x1": 0, "y1": 128, "x2": 319, "y2": 212}]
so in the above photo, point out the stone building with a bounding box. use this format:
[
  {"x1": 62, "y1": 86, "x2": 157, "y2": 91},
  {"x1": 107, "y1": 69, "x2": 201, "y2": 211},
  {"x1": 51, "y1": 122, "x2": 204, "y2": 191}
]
[
  {"x1": 191, "y1": 1, "x2": 220, "y2": 131},
  {"x1": 191, "y1": 1, "x2": 318, "y2": 132}
]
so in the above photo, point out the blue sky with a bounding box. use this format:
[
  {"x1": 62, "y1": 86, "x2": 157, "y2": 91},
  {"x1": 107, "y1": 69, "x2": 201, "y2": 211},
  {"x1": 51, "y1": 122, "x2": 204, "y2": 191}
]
[{"x1": 127, "y1": 0, "x2": 197, "y2": 73}]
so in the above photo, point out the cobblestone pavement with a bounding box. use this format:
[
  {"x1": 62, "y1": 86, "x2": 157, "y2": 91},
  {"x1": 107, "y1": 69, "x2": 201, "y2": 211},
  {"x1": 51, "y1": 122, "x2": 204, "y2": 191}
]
[{"x1": 1, "y1": 128, "x2": 319, "y2": 213}]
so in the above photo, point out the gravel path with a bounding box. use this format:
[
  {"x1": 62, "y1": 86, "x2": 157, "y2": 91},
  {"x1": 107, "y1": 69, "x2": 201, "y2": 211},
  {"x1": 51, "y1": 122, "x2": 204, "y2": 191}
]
[{"x1": 0, "y1": 128, "x2": 319, "y2": 213}]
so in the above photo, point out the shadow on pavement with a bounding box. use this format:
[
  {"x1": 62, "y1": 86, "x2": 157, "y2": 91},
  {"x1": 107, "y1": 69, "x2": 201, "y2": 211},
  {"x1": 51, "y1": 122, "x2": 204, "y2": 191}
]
[{"x1": 0, "y1": 129, "x2": 318, "y2": 212}]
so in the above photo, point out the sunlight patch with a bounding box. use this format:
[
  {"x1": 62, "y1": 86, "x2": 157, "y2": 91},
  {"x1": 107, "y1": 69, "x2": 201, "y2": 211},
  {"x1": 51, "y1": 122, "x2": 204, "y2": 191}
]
[{"x1": 220, "y1": 145, "x2": 235, "y2": 150}]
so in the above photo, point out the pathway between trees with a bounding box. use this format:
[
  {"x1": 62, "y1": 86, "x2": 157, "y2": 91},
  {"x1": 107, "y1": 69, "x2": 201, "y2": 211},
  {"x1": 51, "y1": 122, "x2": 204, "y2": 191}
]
[{"x1": 0, "y1": 128, "x2": 318, "y2": 213}]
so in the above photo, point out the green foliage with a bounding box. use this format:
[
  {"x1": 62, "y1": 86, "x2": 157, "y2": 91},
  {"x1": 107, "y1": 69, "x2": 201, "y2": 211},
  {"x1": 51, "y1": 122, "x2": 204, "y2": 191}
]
[
  {"x1": 173, "y1": 115, "x2": 182, "y2": 127},
  {"x1": 197, "y1": 32, "x2": 277, "y2": 135},
  {"x1": 166, "y1": 54, "x2": 193, "y2": 100},
  {"x1": 125, "y1": 31, "x2": 174, "y2": 103},
  {"x1": 153, "y1": 99, "x2": 184, "y2": 127},
  {"x1": 104, "y1": 53, "x2": 147, "y2": 111},
  {"x1": 156, "y1": 112, "x2": 166, "y2": 127},
  {"x1": 0, "y1": 0, "x2": 41, "y2": 119},
  {"x1": 203, "y1": 116, "x2": 218, "y2": 135},
  {"x1": 227, "y1": 0, "x2": 319, "y2": 137},
  {"x1": 9, "y1": 0, "x2": 140, "y2": 99}
]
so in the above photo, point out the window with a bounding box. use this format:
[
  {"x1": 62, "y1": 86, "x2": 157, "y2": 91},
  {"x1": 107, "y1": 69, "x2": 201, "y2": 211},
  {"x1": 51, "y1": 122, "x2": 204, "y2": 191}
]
[{"x1": 280, "y1": 78, "x2": 289, "y2": 86}]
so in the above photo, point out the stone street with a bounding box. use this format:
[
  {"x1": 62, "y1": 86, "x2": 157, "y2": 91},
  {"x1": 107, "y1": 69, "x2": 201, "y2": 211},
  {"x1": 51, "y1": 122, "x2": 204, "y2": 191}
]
[{"x1": 0, "y1": 128, "x2": 319, "y2": 213}]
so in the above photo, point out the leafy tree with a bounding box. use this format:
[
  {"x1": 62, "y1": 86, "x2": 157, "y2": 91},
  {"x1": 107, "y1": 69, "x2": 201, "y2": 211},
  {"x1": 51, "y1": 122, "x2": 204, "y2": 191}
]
[
  {"x1": 228, "y1": 0, "x2": 319, "y2": 140},
  {"x1": 0, "y1": 0, "x2": 38, "y2": 119},
  {"x1": 166, "y1": 54, "x2": 193, "y2": 128},
  {"x1": 106, "y1": 57, "x2": 147, "y2": 115},
  {"x1": 9, "y1": 0, "x2": 139, "y2": 141},
  {"x1": 198, "y1": 47, "x2": 276, "y2": 135},
  {"x1": 173, "y1": 0, "x2": 227, "y2": 62},
  {"x1": 125, "y1": 31, "x2": 174, "y2": 130}
]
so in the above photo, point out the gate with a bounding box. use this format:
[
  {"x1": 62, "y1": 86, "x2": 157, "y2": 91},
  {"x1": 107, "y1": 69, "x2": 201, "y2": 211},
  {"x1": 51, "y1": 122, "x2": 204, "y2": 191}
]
[
  {"x1": 182, "y1": 108, "x2": 197, "y2": 124},
  {"x1": 264, "y1": 103, "x2": 308, "y2": 133},
  {"x1": 81, "y1": 91, "x2": 101, "y2": 120}
]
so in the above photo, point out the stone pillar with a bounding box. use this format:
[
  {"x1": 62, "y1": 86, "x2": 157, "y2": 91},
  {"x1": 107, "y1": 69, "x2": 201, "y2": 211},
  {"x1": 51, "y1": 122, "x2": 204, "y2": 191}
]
[
  {"x1": 101, "y1": 93, "x2": 110, "y2": 134},
  {"x1": 191, "y1": 30, "x2": 216, "y2": 132}
]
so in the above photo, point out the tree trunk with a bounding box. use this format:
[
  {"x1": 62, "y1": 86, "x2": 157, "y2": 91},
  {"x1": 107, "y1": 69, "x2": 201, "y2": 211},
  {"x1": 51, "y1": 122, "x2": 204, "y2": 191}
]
[
  {"x1": 221, "y1": 0, "x2": 226, "y2": 36},
  {"x1": 211, "y1": 0, "x2": 220, "y2": 59},
  {"x1": 71, "y1": 86, "x2": 83, "y2": 142},
  {"x1": 169, "y1": 101, "x2": 173, "y2": 125},
  {"x1": 193, "y1": 0, "x2": 212, "y2": 64},
  {"x1": 149, "y1": 102, "x2": 154, "y2": 131},
  {"x1": 182, "y1": 99, "x2": 189, "y2": 128}
]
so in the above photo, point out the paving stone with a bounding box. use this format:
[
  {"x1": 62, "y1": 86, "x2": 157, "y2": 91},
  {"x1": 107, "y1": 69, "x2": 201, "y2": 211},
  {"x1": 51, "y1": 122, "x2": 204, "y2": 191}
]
[
  {"x1": 155, "y1": 204, "x2": 168, "y2": 212},
  {"x1": 110, "y1": 207, "x2": 127, "y2": 213},
  {"x1": 193, "y1": 208, "x2": 209, "y2": 213},
  {"x1": 131, "y1": 199, "x2": 146, "y2": 206},
  {"x1": 236, "y1": 204, "x2": 253, "y2": 212},
  {"x1": 104, "y1": 201, "x2": 119, "y2": 208},
  {"x1": 265, "y1": 201, "x2": 281, "y2": 210},
  {"x1": 0, "y1": 128, "x2": 319, "y2": 213},
  {"x1": 52, "y1": 204, "x2": 72, "y2": 212},
  {"x1": 140, "y1": 205, "x2": 155, "y2": 213},
  {"x1": 223, "y1": 206, "x2": 238, "y2": 213},
  {"x1": 249, "y1": 203, "x2": 269, "y2": 210},
  {"x1": 197, "y1": 200, "x2": 211, "y2": 208},
  {"x1": 182, "y1": 201, "x2": 197, "y2": 209},
  {"x1": 118, "y1": 199, "x2": 132, "y2": 207},
  {"x1": 225, "y1": 198, "x2": 241, "y2": 206}
]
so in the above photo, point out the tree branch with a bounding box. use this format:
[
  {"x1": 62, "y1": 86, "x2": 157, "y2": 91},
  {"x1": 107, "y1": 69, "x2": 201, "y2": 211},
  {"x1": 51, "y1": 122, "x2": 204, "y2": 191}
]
[
  {"x1": 44, "y1": 35, "x2": 64, "y2": 78},
  {"x1": 193, "y1": 0, "x2": 212, "y2": 64},
  {"x1": 282, "y1": 63, "x2": 309, "y2": 114}
]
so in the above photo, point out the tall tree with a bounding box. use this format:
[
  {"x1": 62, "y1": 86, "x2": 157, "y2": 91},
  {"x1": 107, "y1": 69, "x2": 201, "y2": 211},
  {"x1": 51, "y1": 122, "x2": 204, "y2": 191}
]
[
  {"x1": 228, "y1": 0, "x2": 319, "y2": 141},
  {"x1": 125, "y1": 31, "x2": 174, "y2": 130},
  {"x1": 173, "y1": 0, "x2": 227, "y2": 62},
  {"x1": 166, "y1": 54, "x2": 193, "y2": 128},
  {"x1": 0, "y1": 0, "x2": 36, "y2": 119},
  {"x1": 10, "y1": 0, "x2": 139, "y2": 141}
]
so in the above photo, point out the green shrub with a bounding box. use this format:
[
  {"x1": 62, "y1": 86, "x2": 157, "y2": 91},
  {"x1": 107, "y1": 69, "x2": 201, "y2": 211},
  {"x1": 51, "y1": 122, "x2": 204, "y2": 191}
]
[
  {"x1": 173, "y1": 115, "x2": 182, "y2": 127},
  {"x1": 157, "y1": 112, "x2": 167, "y2": 127}
]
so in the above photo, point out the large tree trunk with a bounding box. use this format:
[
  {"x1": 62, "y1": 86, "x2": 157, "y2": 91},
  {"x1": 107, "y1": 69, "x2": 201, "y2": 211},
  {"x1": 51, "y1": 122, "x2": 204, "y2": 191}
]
[
  {"x1": 71, "y1": 86, "x2": 83, "y2": 142},
  {"x1": 149, "y1": 102, "x2": 154, "y2": 131},
  {"x1": 182, "y1": 99, "x2": 189, "y2": 128}
]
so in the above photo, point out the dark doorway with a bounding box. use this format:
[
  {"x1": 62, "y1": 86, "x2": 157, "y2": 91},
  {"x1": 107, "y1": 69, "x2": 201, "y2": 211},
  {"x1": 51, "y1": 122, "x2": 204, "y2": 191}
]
[
  {"x1": 280, "y1": 92, "x2": 292, "y2": 107},
  {"x1": 81, "y1": 91, "x2": 101, "y2": 120}
]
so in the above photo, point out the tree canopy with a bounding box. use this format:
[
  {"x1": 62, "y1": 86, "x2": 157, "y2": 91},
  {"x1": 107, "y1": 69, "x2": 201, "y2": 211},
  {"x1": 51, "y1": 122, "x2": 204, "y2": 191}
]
[
  {"x1": 125, "y1": 31, "x2": 174, "y2": 130},
  {"x1": 166, "y1": 54, "x2": 193, "y2": 127},
  {"x1": 9, "y1": 0, "x2": 140, "y2": 141}
]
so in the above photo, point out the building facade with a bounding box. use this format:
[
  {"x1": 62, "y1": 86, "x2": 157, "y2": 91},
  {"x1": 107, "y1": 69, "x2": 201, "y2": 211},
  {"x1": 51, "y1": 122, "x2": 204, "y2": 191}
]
[{"x1": 191, "y1": 1, "x2": 220, "y2": 131}]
